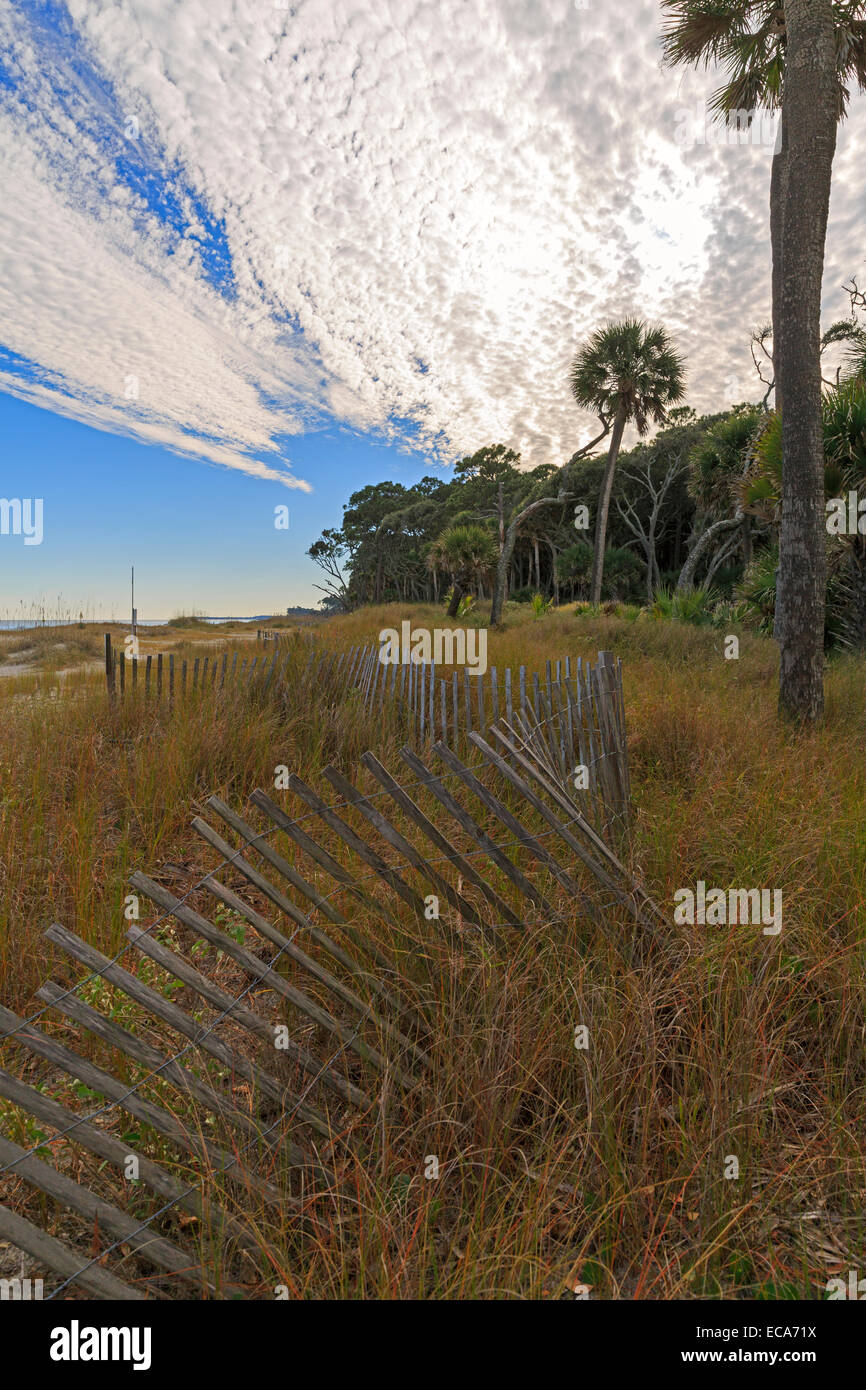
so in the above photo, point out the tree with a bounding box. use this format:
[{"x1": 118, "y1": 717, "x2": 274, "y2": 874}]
[
  {"x1": 687, "y1": 406, "x2": 763, "y2": 571},
  {"x1": 489, "y1": 491, "x2": 571, "y2": 625},
  {"x1": 429, "y1": 524, "x2": 498, "y2": 618},
  {"x1": 453, "y1": 444, "x2": 524, "y2": 591},
  {"x1": 569, "y1": 319, "x2": 686, "y2": 604},
  {"x1": 616, "y1": 450, "x2": 689, "y2": 600},
  {"x1": 307, "y1": 528, "x2": 352, "y2": 610},
  {"x1": 776, "y1": 0, "x2": 838, "y2": 722},
  {"x1": 744, "y1": 378, "x2": 866, "y2": 648},
  {"x1": 661, "y1": 1, "x2": 866, "y2": 409}
]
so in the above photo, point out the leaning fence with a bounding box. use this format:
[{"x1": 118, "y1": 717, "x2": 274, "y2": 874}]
[{"x1": 0, "y1": 687, "x2": 658, "y2": 1299}]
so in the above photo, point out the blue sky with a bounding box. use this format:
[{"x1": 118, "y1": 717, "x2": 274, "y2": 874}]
[
  {"x1": 0, "y1": 390, "x2": 435, "y2": 618},
  {"x1": 1, "y1": 0, "x2": 864, "y2": 616}
]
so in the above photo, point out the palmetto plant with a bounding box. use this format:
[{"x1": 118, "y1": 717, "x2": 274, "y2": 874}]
[
  {"x1": 570, "y1": 318, "x2": 686, "y2": 605},
  {"x1": 529, "y1": 591, "x2": 553, "y2": 618},
  {"x1": 427, "y1": 523, "x2": 498, "y2": 618},
  {"x1": 690, "y1": 408, "x2": 763, "y2": 514},
  {"x1": 746, "y1": 379, "x2": 866, "y2": 511},
  {"x1": 744, "y1": 379, "x2": 866, "y2": 646},
  {"x1": 650, "y1": 582, "x2": 719, "y2": 626}
]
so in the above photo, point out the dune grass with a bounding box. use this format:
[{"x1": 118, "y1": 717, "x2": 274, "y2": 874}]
[{"x1": 0, "y1": 605, "x2": 864, "y2": 1298}]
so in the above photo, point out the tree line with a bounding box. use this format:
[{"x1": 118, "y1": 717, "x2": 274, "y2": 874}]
[{"x1": 310, "y1": 0, "x2": 866, "y2": 724}]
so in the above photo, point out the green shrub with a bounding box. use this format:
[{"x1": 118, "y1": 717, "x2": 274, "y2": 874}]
[
  {"x1": 650, "y1": 584, "x2": 717, "y2": 626},
  {"x1": 601, "y1": 547, "x2": 644, "y2": 602},
  {"x1": 530, "y1": 592, "x2": 553, "y2": 618}
]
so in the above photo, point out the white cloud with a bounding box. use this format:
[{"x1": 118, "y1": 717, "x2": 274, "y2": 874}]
[{"x1": 1, "y1": 0, "x2": 865, "y2": 477}]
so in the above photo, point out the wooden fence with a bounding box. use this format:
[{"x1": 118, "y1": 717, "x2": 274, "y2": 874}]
[
  {"x1": 103, "y1": 633, "x2": 285, "y2": 701},
  {"x1": 102, "y1": 632, "x2": 629, "y2": 836},
  {"x1": 322, "y1": 642, "x2": 629, "y2": 837},
  {"x1": 0, "y1": 718, "x2": 658, "y2": 1299}
]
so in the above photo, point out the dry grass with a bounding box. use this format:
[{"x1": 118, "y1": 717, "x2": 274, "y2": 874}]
[
  {"x1": 0, "y1": 604, "x2": 864, "y2": 1298},
  {"x1": 0, "y1": 616, "x2": 315, "y2": 680}
]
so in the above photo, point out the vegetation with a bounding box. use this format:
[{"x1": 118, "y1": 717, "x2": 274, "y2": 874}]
[
  {"x1": 569, "y1": 318, "x2": 687, "y2": 604},
  {"x1": 5, "y1": 0, "x2": 866, "y2": 1308},
  {"x1": 2, "y1": 606, "x2": 865, "y2": 1297}
]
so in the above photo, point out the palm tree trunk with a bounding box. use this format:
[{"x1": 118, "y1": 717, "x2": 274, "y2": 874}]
[
  {"x1": 590, "y1": 403, "x2": 627, "y2": 605},
  {"x1": 447, "y1": 582, "x2": 463, "y2": 619},
  {"x1": 776, "y1": 0, "x2": 836, "y2": 723},
  {"x1": 770, "y1": 105, "x2": 788, "y2": 413}
]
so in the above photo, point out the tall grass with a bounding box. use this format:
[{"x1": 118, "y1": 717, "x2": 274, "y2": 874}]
[{"x1": 0, "y1": 606, "x2": 864, "y2": 1297}]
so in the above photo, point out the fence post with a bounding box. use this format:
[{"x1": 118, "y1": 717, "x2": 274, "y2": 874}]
[{"x1": 105, "y1": 634, "x2": 115, "y2": 700}]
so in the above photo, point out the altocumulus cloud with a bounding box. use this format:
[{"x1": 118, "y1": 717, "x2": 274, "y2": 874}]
[{"x1": 0, "y1": 0, "x2": 864, "y2": 481}]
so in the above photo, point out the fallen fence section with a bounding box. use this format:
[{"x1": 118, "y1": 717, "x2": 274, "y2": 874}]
[{"x1": 0, "y1": 717, "x2": 655, "y2": 1299}]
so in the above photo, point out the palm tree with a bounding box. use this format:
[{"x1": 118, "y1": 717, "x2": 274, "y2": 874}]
[
  {"x1": 660, "y1": 1, "x2": 866, "y2": 409},
  {"x1": 662, "y1": 3, "x2": 865, "y2": 722},
  {"x1": 428, "y1": 524, "x2": 498, "y2": 618},
  {"x1": 775, "y1": 0, "x2": 838, "y2": 721},
  {"x1": 570, "y1": 319, "x2": 686, "y2": 605}
]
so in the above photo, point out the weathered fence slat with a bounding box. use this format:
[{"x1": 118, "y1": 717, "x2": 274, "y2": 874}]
[
  {"x1": 0, "y1": 1065, "x2": 259, "y2": 1257},
  {"x1": 42, "y1": 923, "x2": 327, "y2": 1163},
  {"x1": 398, "y1": 745, "x2": 547, "y2": 912},
  {"x1": 360, "y1": 751, "x2": 520, "y2": 927},
  {"x1": 0, "y1": 1132, "x2": 204, "y2": 1295},
  {"x1": 248, "y1": 788, "x2": 405, "y2": 955},
  {"x1": 0, "y1": 1203, "x2": 146, "y2": 1301},
  {"x1": 0, "y1": 1001, "x2": 280, "y2": 1207},
  {"x1": 321, "y1": 763, "x2": 483, "y2": 933},
  {"x1": 128, "y1": 873, "x2": 406, "y2": 1088},
  {"x1": 125, "y1": 925, "x2": 368, "y2": 1110}
]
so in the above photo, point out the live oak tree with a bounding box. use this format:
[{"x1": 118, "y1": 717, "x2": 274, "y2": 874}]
[
  {"x1": 489, "y1": 489, "x2": 571, "y2": 625},
  {"x1": 676, "y1": 406, "x2": 764, "y2": 592}
]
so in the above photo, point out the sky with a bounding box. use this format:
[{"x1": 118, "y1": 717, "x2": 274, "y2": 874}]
[{"x1": 1, "y1": 0, "x2": 865, "y2": 617}]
